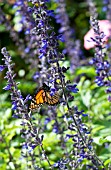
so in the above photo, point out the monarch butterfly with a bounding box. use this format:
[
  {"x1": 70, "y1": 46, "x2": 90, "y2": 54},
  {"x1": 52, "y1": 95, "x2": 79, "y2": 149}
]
[{"x1": 29, "y1": 83, "x2": 59, "y2": 110}]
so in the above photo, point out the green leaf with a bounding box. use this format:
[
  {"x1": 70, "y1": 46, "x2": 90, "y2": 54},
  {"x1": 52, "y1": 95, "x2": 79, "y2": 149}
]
[{"x1": 104, "y1": 159, "x2": 111, "y2": 166}]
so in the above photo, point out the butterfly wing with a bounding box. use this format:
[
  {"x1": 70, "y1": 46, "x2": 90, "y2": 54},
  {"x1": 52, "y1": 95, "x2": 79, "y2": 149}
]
[
  {"x1": 29, "y1": 84, "x2": 59, "y2": 110},
  {"x1": 45, "y1": 91, "x2": 59, "y2": 105},
  {"x1": 29, "y1": 89, "x2": 45, "y2": 110}
]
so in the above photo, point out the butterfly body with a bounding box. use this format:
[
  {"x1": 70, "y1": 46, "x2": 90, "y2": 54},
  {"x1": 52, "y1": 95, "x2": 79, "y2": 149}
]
[{"x1": 29, "y1": 83, "x2": 59, "y2": 110}]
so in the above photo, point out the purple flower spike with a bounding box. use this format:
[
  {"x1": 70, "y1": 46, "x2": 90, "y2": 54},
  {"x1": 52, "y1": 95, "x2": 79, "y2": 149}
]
[
  {"x1": 67, "y1": 84, "x2": 79, "y2": 93},
  {"x1": 3, "y1": 84, "x2": 12, "y2": 90},
  {"x1": 0, "y1": 65, "x2": 6, "y2": 72}
]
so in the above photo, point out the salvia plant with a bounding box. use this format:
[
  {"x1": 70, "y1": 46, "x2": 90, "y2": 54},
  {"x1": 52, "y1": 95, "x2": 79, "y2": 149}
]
[
  {"x1": 0, "y1": 0, "x2": 111, "y2": 170},
  {"x1": 54, "y1": 0, "x2": 81, "y2": 73},
  {"x1": 87, "y1": 0, "x2": 111, "y2": 102}
]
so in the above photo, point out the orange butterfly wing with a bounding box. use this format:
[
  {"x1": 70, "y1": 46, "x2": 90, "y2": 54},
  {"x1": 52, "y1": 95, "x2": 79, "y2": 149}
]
[
  {"x1": 29, "y1": 89, "x2": 45, "y2": 110},
  {"x1": 35, "y1": 89, "x2": 44, "y2": 104},
  {"x1": 29, "y1": 85, "x2": 59, "y2": 110}
]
